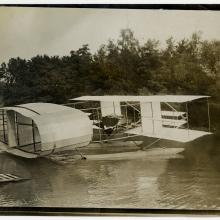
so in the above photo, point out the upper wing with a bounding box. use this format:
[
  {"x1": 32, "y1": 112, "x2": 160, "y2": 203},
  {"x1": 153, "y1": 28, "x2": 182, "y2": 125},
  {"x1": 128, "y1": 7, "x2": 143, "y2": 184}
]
[{"x1": 71, "y1": 95, "x2": 209, "y2": 103}]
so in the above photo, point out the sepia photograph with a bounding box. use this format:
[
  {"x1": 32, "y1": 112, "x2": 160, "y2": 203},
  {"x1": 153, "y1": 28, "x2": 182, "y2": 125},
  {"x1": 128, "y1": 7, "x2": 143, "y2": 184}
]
[{"x1": 0, "y1": 5, "x2": 220, "y2": 215}]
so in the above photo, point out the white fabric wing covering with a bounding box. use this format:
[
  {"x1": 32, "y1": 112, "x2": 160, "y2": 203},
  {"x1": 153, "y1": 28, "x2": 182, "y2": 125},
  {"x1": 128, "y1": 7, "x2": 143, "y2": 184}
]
[
  {"x1": 72, "y1": 95, "x2": 209, "y2": 103},
  {"x1": 100, "y1": 101, "x2": 122, "y2": 116}
]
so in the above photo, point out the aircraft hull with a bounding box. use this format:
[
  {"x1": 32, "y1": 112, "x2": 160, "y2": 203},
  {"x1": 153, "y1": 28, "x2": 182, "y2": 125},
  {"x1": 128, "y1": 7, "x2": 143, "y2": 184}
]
[{"x1": 0, "y1": 138, "x2": 184, "y2": 159}]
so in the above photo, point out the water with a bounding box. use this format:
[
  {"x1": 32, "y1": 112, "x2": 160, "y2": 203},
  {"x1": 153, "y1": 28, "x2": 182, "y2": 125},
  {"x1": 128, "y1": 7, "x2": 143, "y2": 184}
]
[{"x1": 0, "y1": 135, "x2": 220, "y2": 210}]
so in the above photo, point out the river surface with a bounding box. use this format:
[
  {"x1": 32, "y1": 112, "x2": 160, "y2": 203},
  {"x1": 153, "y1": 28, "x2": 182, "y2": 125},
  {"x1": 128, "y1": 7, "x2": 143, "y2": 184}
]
[{"x1": 0, "y1": 135, "x2": 220, "y2": 210}]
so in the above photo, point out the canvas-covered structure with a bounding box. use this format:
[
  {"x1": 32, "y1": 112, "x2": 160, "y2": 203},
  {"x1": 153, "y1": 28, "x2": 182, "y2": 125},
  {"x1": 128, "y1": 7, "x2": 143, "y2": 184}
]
[{"x1": 0, "y1": 103, "x2": 93, "y2": 157}]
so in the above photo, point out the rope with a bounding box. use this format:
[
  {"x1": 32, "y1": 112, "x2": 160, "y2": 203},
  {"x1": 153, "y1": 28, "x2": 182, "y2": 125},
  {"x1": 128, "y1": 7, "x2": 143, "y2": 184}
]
[
  {"x1": 43, "y1": 144, "x2": 56, "y2": 157},
  {"x1": 141, "y1": 138, "x2": 162, "y2": 151},
  {"x1": 75, "y1": 147, "x2": 87, "y2": 160},
  {"x1": 14, "y1": 105, "x2": 40, "y2": 115}
]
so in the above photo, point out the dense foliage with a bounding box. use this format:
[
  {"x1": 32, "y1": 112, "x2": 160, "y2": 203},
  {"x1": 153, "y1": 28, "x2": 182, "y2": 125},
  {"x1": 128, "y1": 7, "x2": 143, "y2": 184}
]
[{"x1": 0, "y1": 29, "x2": 219, "y2": 106}]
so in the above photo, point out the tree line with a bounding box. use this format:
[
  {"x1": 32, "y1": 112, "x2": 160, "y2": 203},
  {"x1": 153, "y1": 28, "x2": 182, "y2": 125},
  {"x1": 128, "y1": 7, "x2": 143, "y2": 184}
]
[{"x1": 0, "y1": 28, "x2": 219, "y2": 106}]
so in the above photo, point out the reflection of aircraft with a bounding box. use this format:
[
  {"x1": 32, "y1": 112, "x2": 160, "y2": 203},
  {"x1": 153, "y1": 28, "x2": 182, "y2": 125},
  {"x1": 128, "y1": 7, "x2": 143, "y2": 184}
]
[{"x1": 0, "y1": 95, "x2": 212, "y2": 159}]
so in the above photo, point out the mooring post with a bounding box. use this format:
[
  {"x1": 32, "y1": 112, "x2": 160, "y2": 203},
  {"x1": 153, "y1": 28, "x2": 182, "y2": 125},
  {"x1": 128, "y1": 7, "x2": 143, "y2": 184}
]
[
  {"x1": 207, "y1": 97, "x2": 211, "y2": 132},
  {"x1": 97, "y1": 108, "x2": 102, "y2": 142},
  {"x1": 2, "y1": 110, "x2": 6, "y2": 143},
  {"x1": 185, "y1": 101, "x2": 190, "y2": 136},
  {"x1": 15, "y1": 113, "x2": 20, "y2": 146},
  {"x1": 32, "y1": 120, "x2": 36, "y2": 152}
]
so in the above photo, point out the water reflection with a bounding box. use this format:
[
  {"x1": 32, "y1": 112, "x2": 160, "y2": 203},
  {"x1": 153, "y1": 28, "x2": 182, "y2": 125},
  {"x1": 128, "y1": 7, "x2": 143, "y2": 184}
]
[
  {"x1": 74, "y1": 158, "x2": 169, "y2": 208},
  {"x1": 158, "y1": 135, "x2": 220, "y2": 210},
  {"x1": 0, "y1": 135, "x2": 219, "y2": 209},
  {"x1": 0, "y1": 154, "x2": 33, "y2": 206}
]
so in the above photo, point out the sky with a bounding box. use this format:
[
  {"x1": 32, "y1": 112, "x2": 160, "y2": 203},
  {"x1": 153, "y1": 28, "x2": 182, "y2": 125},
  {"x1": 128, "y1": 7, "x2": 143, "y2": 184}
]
[{"x1": 0, "y1": 7, "x2": 220, "y2": 63}]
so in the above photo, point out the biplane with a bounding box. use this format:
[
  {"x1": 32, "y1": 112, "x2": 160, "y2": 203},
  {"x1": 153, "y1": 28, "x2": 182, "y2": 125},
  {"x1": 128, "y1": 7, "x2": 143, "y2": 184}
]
[
  {"x1": 69, "y1": 95, "x2": 212, "y2": 144},
  {"x1": 0, "y1": 95, "x2": 212, "y2": 159}
]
